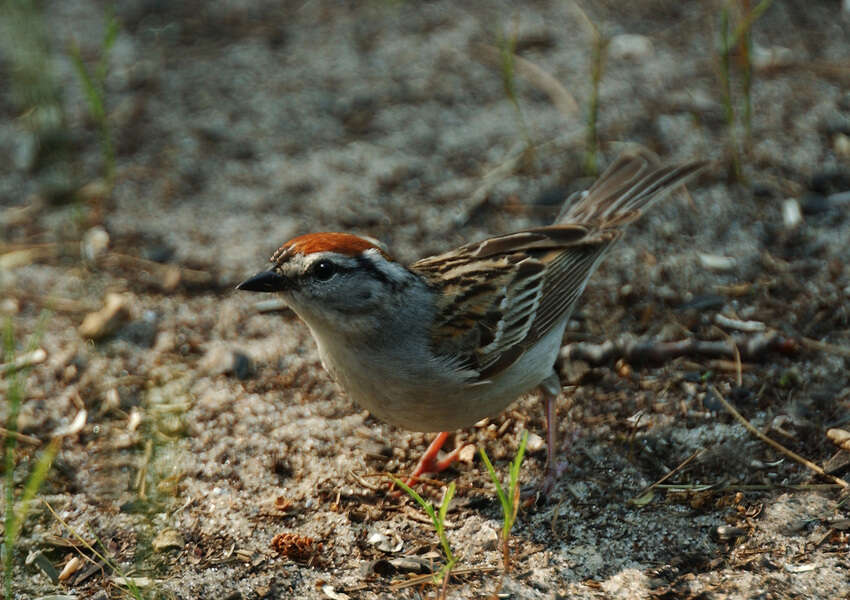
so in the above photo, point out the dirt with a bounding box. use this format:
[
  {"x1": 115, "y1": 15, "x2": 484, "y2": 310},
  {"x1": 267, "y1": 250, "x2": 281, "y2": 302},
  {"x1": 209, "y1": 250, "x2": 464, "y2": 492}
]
[{"x1": 3, "y1": 1, "x2": 850, "y2": 599}]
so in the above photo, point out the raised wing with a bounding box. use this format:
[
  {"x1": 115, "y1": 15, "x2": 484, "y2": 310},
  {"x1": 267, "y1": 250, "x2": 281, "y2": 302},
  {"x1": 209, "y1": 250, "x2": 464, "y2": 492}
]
[
  {"x1": 410, "y1": 151, "x2": 706, "y2": 383},
  {"x1": 412, "y1": 226, "x2": 618, "y2": 380}
]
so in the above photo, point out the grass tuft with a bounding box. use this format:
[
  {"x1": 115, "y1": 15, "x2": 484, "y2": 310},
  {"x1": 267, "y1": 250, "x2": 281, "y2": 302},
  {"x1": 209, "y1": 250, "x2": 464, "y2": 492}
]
[
  {"x1": 716, "y1": 0, "x2": 774, "y2": 180},
  {"x1": 479, "y1": 429, "x2": 528, "y2": 573},
  {"x1": 69, "y1": 8, "x2": 120, "y2": 182},
  {"x1": 498, "y1": 19, "x2": 535, "y2": 157},
  {"x1": 43, "y1": 500, "x2": 146, "y2": 600},
  {"x1": 391, "y1": 478, "x2": 458, "y2": 587},
  {"x1": 3, "y1": 316, "x2": 53, "y2": 598}
]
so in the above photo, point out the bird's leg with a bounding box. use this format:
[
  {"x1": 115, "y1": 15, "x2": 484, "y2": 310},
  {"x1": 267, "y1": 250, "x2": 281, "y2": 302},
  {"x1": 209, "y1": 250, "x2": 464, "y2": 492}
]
[
  {"x1": 403, "y1": 431, "x2": 468, "y2": 487},
  {"x1": 540, "y1": 371, "x2": 567, "y2": 492}
]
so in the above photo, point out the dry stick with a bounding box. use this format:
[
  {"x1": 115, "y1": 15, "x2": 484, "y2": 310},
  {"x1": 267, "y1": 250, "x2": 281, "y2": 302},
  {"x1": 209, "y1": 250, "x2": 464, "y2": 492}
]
[
  {"x1": 1, "y1": 348, "x2": 47, "y2": 375},
  {"x1": 800, "y1": 337, "x2": 850, "y2": 359},
  {"x1": 630, "y1": 449, "x2": 706, "y2": 504},
  {"x1": 715, "y1": 326, "x2": 743, "y2": 387},
  {"x1": 0, "y1": 428, "x2": 42, "y2": 446},
  {"x1": 473, "y1": 44, "x2": 579, "y2": 117},
  {"x1": 710, "y1": 385, "x2": 849, "y2": 490},
  {"x1": 390, "y1": 567, "x2": 497, "y2": 591},
  {"x1": 43, "y1": 500, "x2": 112, "y2": 568}
]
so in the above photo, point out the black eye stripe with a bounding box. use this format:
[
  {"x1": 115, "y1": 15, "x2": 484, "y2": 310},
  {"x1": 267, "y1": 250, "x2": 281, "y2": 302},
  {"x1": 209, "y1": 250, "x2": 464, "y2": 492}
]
[{"x1": 302, "y1": 255, "x2": 396, "y2": 287}]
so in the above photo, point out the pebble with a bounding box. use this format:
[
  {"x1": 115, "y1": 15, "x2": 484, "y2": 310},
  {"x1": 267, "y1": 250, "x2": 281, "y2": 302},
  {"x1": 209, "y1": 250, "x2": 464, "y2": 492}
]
[
  {"x1": 82, "y1": 226, "x2": 110, "y2": 261},
  {"x1": 152, "y1": 528, "x2": 184, "y2": 552},
  {"x1": 78, "y1": 293, "x2": 132, "y2": 339},
  {"x1": 698, "y1": 253, "x2": 737, "y2": 272},
  {"x1": 715, "y1": 525, "x2": 748, "y2": 541},
  {"x1": 57, "y1": 556, "x2": 83, "y2": 581},
  {"x1": 525, "y1": 432, "x2": 545, "y2": 453},
  {"x1": 782, "y1": 198, "x2": 802, "y2": 230},
  {"x1": 827, "y1": 428, "x2": 850, "y2": 451},
  {"x1": 834, "y1": 133, "x2": 850, "y2": 159},
  {"x1": 367, "y1": 530, "x2": 402, "y2": 553},
  {"x1": 609, "y1": 34, "x2": 653, "y2": 61}
]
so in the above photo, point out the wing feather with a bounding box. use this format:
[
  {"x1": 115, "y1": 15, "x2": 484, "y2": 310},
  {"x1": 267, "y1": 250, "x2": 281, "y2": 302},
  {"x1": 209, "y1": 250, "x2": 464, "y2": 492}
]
[{"x1": 411, "y1": 152, "x2": 705, "y2": 383}]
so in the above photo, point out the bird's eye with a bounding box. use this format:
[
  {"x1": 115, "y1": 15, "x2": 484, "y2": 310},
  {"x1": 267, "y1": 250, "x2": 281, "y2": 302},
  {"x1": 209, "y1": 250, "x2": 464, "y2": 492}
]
[{"x1": 311, "y1": 260, "x2": 336, "y2": 281}]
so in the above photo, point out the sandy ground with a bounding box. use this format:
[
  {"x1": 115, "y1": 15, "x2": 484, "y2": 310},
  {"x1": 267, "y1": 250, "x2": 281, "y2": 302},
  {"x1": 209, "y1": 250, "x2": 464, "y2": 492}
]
[{"x1": 3, "y1": 1, "x2": 850, "y2": 598}]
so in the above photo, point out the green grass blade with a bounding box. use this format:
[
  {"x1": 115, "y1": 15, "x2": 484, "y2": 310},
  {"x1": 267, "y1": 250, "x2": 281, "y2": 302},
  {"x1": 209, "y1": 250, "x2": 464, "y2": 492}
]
[
  {"x1": 3, "y1": 316, "x2": 49, "y2": 597},
  {"x1": 391, "y1": 477, "x2": 437, "y2": 524},
  {"x1": 3, "y1": 320, "x2": 21, "y2": 598},
  {"x1": 478, "y1": 446, "x2": 509, "y2": 517},
  {"x1": 436, "y1": 482, "x2": 456, "y2": 563},
  {"x1": 509, "y1": 430, "x2": 529, "y2": 494},
  {"x1": 69, "y1": 44, "x2": 105, "y2": 122}
]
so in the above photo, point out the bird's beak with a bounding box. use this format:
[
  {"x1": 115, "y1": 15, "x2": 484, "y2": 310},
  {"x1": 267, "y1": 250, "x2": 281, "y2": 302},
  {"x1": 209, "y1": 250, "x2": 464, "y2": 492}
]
[{"x1": 236, "y1": 270, "x2": 290, "y2": 292}]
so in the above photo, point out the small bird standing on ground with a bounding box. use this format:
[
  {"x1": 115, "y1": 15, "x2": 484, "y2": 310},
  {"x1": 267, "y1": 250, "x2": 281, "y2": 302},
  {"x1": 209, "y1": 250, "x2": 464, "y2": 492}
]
[{"x1": 238, "y1": 150, "x2": 704, "y2": 489}]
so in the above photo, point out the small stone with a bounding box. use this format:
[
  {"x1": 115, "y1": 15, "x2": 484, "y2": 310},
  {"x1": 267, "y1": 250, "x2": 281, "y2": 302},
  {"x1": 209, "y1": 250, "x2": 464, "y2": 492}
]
[
  {"x1": 525, "y1": 432, "x2": 545, "y2": 453},
  {"x1": 827, "y1": 428, "x2": 850, "y2": 451},
  {"x1": 834, "y1": 133, "x2": 850, "y2": 159},
  {"x1": 782, "y1": 198, "x2": 802, "y2": 230},
  {"x1": 367, "y1": 529, "x2": 403, "y2": 553},
  {"x1": 152, "y1": 528, "x2": 184, "y2": 552},
  {"x1": 751, "y1": 44, "x2": 793, "y2": 69},
  {"x1": 82, "y1": 226, "x2": 110, "y2": 261},
  {"x1": 79, "y1": 293, "x2": 132, "y2": 339},
  {"x1": 457, "y1": 443, "x2": 476, "y2": 464},
  {"x1": 698, "y1": 253, "x2": 737, "y2": 272},
  {"x1": 609, "y1": 34, "x2": 653, "y2": 61},
  {"x1": 715, "y1": 525, "x2": 747, "y2": 540},
  {"x1": 57, "y1": 556, "x2": 83, "y2": 581},
  {"x1": 322, "y1": 585, "x2": 350, "y2": 600}
]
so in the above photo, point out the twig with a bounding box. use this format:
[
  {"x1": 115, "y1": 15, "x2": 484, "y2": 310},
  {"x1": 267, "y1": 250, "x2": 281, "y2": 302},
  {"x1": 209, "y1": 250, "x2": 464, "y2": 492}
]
[
  {"x1": 103, "y1": 252, "x2": 213, "y2": 286},
  {"x1": 561, "y1": 331, "x2": 790, "y2": 365},
  {"x1": 472, "y1": 44, "x2": 579, "y2": 117},
  {"x1": 1, "y1": 348, "x2": 47, "y2": 376},
  {"x1": 629, "y1": 449, "x2": 706, "y2": 504},
  {"x1": 800, "y1": 337, "x2": 850, "y2": 359},
  {"x1": 711, "y1": 386, "x2": 848, "y2": 489},
  {"x1": 390, "y1": 567, "x2": 497, "y2": 590},
  {"x1": 0, "y1": 428, "x2": 42, "y2": 446},
  {"x1": 655, "y1": 483, "x2": 842, "y2": 492}
]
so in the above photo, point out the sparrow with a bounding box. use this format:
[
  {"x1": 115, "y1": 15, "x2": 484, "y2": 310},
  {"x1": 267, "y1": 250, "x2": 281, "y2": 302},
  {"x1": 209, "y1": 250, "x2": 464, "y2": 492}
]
[{"x1": 238, "y1": 150, "x2": 705, "y2": 488}]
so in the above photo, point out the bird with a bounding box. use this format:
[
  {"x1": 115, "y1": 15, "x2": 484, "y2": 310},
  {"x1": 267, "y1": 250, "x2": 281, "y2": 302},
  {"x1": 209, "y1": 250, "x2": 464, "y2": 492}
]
[{"x1": 237, "y1": 150, "x2": 705, "y2": 490}]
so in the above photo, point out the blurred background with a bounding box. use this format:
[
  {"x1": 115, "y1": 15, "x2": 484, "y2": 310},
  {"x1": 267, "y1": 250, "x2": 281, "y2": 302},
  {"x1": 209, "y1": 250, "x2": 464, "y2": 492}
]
[{"x1": 2, "y1": 1, "x2": 850, "y2": 598}]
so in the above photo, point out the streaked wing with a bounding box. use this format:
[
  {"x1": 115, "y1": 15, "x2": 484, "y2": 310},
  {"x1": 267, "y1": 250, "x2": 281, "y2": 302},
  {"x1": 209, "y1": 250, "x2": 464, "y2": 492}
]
[
  {"x1": 412, "y1": 151, "x2": 705, "y2": 383},
  {"x1": 411, "y1": 226, "x2": 619, "y2": 381}
]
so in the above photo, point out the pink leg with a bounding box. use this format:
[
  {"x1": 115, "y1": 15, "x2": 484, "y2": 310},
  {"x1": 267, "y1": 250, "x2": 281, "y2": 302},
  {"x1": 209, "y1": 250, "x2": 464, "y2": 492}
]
[
  {"x1": 540, "y1": 372, "x2": 566, "y2": 493},
  {"x1": 404, "y1": 432, "x2": 467, "y2": 487},
  {"x1": 545, "y1": 391, "x2": 558, "y2": 474}
]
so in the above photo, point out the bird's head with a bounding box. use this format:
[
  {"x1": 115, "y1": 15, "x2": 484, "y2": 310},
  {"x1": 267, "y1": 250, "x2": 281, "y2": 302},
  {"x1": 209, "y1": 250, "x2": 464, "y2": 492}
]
[{"x1": 238, "y1": 232, "x2": 414, "y2": 333}]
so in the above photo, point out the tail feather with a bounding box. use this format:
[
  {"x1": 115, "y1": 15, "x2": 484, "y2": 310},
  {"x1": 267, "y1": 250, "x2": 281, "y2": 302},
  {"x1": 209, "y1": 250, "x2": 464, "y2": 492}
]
[{"x1": 557, "y1": 150, "x2": 707, "y2": 226}]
